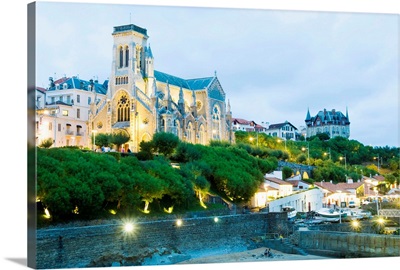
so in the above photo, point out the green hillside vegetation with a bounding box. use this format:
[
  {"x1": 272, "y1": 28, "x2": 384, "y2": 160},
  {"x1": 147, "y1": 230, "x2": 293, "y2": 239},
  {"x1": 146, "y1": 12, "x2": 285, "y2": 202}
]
[
  {"x1": 235, "y1": 131, "x2": 400, "y2": 187},
  {"x1": 36, "y1": 133, "x2": 277, "y2": 224},
  {"x1": 35, "y1": 131, "x2": 399, "y2": 225}
]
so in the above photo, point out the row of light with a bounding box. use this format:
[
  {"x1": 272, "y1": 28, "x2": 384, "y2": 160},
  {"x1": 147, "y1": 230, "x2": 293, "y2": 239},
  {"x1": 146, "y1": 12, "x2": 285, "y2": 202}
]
[{"x1": 123, "y1": 217, "x2": 220, "y2": 234}]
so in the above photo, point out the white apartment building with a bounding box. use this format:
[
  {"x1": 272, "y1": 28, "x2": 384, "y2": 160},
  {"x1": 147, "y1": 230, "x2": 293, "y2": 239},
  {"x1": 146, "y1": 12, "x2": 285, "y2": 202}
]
[
  {"x1": 35, "y1": 77, "x2": 107, "y2": 148},
  {"x1": 265, "y1": 120, "x2": 298, "y2": 140}
]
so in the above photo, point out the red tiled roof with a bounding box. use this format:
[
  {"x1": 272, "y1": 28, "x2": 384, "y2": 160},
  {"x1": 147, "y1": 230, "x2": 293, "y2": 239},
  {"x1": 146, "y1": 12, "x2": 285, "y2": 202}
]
[
  {"x1": 232, "y1": 118, "x2": 251, "y2": 125},
  {"x1": 265, "y1": 177, "x2": 293, "y2": 186},
  {"x1": 36, "y1": 87, "x2": 47, "y2": 93},
  {"x1": 54, "y1": 77, "x2": 69, "y2": 85},
  {"x1": 314, "y1": 181, "x2": 361, "y2": 193},
  {"x1": 373, "y1": 175, "x2": 385, "y2": 181}
]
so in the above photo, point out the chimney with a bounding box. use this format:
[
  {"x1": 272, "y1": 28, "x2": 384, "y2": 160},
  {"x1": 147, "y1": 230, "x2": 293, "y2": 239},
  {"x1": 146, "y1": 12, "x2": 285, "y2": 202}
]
[
  {"x1": 324, "y1": 109, "x2": 327, "y2": 115},
  {"x1": 347, "y1": 179, "x2": 353, "y2": 184}
]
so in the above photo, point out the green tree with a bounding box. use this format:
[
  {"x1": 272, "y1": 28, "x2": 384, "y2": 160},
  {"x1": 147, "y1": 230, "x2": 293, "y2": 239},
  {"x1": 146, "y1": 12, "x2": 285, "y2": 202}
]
[
  {"x1": 111, "y1": 131, "x2": 130, "y2": 151},
  {"x1": 152, "y1": 132, "x2": 180, "y2": 157},
  {"x1": 137, "y1": 140, "x2": 154, "y2": 160},
  {"x1": 172, "y1": 142, "x2": 202, "y2": 162},
  {"x1": 95, "y1": 133, "x2": 113, "y2": 147},
  {"x1": 282, "y1": 166, "x2": 293, "y2": 180},
  {"x1": 39, "y1": 138, "x2": 53, "y2": 148}
]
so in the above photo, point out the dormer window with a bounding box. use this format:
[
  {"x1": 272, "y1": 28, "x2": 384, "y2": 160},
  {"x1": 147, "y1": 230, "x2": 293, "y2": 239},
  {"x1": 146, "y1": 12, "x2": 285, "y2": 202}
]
[
  {"x1": 55, "y1": 84, "x2": 60, "y2": 90},
  {"x1": 63, "y1": 83, "x2": 68, "y2": 89}
]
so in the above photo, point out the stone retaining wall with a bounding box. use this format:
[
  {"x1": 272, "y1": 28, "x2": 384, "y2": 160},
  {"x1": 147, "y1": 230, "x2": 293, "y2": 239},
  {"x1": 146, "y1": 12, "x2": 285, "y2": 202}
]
[{"x1": 36, "y1": 212, "x2": 285, "y2": 269}]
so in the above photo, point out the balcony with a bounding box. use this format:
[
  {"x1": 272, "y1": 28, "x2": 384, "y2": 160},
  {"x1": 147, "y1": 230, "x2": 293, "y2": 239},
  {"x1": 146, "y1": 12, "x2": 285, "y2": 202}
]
[
  {"x1": 76, "y1": 132, "x2": 84, "y2": 137},
  {"x1": 65, "y1": 130, "x2": 74, "y2": 136}
]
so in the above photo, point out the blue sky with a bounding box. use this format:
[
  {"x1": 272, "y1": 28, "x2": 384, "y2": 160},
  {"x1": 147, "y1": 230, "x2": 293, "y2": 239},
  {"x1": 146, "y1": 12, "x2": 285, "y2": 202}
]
[
  {"x1": 34, "y1": 1, "x2": 399, "y2": 148},
  {"x1": 0, "y1": 2, "x2": 399, "y2": 270},
  {"x1": 34, "y1": 1, "x2": 398, "y2": 149}
]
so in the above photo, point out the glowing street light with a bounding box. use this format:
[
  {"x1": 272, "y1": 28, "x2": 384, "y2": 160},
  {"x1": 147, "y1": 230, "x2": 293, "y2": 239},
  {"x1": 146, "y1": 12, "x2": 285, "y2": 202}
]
[
  {"x1": 277, "y1": 138, "x2": 287, "y2": 151},
  {"x1": 124, "y1": 222, "x2": 134, "y2": 233},
  {"x1": 351, "y1": 220, "x2": 360, "y2": 232},
  {"x1": 249, "y1": 132, "x2": 259, "y2": 147},
  {"x1": 324, "y1": 148, "x2": 331, "y2": 160},
  {"x1": 176, "y1": 219, "x2": 183, "y2": 227}
]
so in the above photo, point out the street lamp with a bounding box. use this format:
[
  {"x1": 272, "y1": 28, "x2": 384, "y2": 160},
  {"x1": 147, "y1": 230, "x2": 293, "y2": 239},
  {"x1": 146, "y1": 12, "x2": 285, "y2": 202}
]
[
  {"x1": 92, "y1": 130, "x2": 97, "y2": 151},
  {"x1": 324, "y1": 148, "x2": 331, "y2": 160},
  {"x1": 373, "y1": 154, "x2": 382, "y2": 173},
  {"x1": 337, "y1": 190, "x2": 342, "y2": 224},
  {"x1": 340, "y1": 155, "x2": 347, "y2": 170},
  {"x1": 374, "y1": 188, "x2": 379, "y2": 216},
  {"x1": 301, "y1": 142, "x2": 310, "y2": 166}
]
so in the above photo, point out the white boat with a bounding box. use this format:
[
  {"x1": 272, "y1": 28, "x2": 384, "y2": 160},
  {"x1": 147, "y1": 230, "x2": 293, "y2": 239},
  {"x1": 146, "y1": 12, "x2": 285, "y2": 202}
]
[
  {"x1": 342, "y1": 209, "x2": 364, "y2": 221},
  {"x1": 282, "y1": 206, "x2": 297, "y2": 220},
  {"x1": 316, "y1": 208, "x2": 347, "y2": 222}
]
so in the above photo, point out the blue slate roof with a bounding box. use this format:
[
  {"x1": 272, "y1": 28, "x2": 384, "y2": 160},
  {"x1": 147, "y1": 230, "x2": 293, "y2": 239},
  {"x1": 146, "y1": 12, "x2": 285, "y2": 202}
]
[
  {"x1": 47, "y1": 77, "x2": 108, "y2": 95},
  {"x1": 154, "y1": 70, "x2": 213, "y2": 90}
]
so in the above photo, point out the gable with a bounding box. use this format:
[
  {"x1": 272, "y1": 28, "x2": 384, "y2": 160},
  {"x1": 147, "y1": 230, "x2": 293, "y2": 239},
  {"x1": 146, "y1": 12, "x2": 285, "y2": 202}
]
[{"x1": 207, "y1": 78, "x2": 225, "y2": 101}]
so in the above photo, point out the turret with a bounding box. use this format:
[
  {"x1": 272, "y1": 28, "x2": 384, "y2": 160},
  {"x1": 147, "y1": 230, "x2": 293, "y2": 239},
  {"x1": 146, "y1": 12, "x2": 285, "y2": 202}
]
[{"x1": 178, "y1": 85, "x2": 185, "y2": 115}]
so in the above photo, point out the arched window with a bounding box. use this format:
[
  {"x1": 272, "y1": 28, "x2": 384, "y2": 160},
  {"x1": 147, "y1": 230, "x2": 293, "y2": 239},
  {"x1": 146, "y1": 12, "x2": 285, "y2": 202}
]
[
  {"x1": 175, "y1": 120, "x2": 181, "y2": 139},
  {"x1": 187, "y1": 122, "x2": 193, "y2": 143},
  {"x1": 212, "y1": 105, "x2": 221, "y2": 140},
  {"x1": 198, "y1": 124, "x2": 205, "y2": 145},
  {"x1": 117, "y1": 94, "x2": 130, "y2": 122},
  {"x1": 136, "y1": 46, "x2": 141, "y2": 69},
  {"x1": 119, "y1": 46, "x2": 123, "y2": 68},
  {"x1": 125, "y1": 46, "x2": 129, "y2": 67}
]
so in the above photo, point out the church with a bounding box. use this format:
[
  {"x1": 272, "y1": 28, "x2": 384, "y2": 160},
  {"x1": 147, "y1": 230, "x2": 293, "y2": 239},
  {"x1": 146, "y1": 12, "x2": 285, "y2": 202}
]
[{"x1": 89, "y1": 23, "x2": 234, "y2": 152}]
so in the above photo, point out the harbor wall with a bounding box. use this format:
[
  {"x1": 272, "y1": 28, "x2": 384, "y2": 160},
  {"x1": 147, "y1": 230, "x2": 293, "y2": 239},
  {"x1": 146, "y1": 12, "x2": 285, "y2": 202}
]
[{"x1": 297, "y1": 230, "x2": 400, "y2": 258}]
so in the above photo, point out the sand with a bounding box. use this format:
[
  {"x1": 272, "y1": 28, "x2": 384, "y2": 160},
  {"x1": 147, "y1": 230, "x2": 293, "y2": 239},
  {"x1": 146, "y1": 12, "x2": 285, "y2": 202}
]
[{"x1": 178, "y1": 247, "x2": 329, "y2": 264}]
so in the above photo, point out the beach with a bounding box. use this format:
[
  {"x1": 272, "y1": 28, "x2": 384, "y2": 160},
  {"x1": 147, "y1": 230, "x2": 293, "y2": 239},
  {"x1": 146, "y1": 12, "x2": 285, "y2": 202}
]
[{"x1": 178, "y1": 247, "x2": 330, "y2": 264}]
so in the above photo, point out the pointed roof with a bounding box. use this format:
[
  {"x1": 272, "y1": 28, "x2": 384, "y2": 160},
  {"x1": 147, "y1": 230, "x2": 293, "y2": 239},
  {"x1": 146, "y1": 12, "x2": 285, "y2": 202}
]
[
  {"x1": 145, "y1": 45, "x2": 153, "y2": 58},
  {"x1": 305, "y1": 108, "x2": 311, "y2": 121}
]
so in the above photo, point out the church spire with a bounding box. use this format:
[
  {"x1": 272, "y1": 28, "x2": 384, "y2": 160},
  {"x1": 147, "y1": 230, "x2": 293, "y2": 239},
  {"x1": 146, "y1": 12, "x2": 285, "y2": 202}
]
[
  {"x1": 166, "y1": 81, "x2": 171, "y2": 110},
  {"x1": 151, "y1": 78, "x2": 157, "y2": 98},
  {"x1": 227, "y1": 99, "x2": 231, "y2": 114},
  {"x1": 346, "y1": 106, "x2": 349, "y2": 121},
  {"x1": 305, "y1": 107, "x2": 311, "y2": 121},
  {"x1": 191, "y1": 90, "x2": 196, "y2": 106},
  {"x1": 178, "y1": 85, "x2": 185, "y2": 115}
]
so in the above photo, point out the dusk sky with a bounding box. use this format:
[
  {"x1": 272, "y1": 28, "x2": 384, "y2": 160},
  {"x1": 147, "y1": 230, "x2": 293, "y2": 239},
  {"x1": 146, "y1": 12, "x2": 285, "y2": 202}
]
[
  {"x1": 0, "y1": 1, "x2": 399, "y2": 270},
  {"x1": 34, "y1": 1, "x2": 399, "y2": 148}
]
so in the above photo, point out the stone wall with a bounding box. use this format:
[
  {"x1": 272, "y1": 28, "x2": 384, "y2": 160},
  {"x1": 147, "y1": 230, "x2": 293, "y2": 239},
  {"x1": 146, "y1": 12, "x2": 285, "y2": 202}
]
[
  {"x1": 298, "y1": 230, "x2": 400, "y2": 258},
  {"x1": 36, "y1": 212, "x2": 286, "y2": 269}
]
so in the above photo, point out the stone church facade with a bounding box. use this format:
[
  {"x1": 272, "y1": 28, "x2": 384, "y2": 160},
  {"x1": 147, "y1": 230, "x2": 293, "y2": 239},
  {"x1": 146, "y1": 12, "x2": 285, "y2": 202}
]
[{"x1": 89, "y1": 24, "x2": 234, "y2": 152}]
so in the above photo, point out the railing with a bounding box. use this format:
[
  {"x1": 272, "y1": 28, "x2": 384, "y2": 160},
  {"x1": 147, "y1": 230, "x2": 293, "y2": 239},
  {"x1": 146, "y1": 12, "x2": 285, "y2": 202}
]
[
  {"x1": 379, "y1": 209, "x2": 400, "y2": 217},
  {"x1": 65, "y1": 130, "x2": 74, "y2": 135},
  {"x1": 76, "y1": 132, "x2": 84, "y2": 137},
  {"x1": 95, "y1": 97, "x2": 108, "y2": 114}
]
